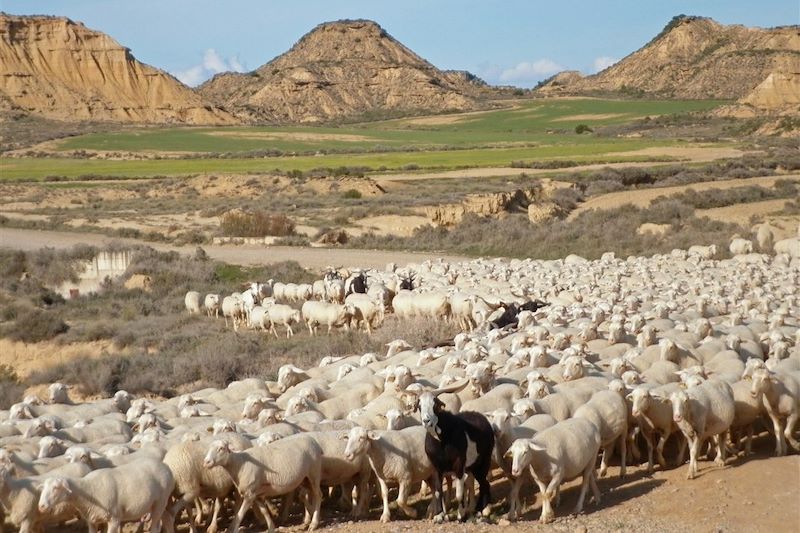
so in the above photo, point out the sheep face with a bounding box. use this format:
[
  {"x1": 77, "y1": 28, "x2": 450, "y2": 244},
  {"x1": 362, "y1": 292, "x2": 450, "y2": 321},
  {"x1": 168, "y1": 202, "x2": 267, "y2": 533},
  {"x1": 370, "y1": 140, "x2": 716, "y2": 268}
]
[
  {"x1": 527, "y1": 380, "x2": 550, "y2": 400},
  {"x1": 212, "y1": 419, "x2": 237, "y2": 435},
  {"x1": 507, "y1": 439, "x2": 545, "y2": 478},
  {"x1": 670, "y1": 391, "x2": 692, "y2": 432},
  {"x1": 257, "y1": 432, "x2": 282, "y2": 446},
  {"x1": 750, "y1": 369, "x2": 775, "y2": 399},
  {"x1": 629, "y1": 388, "x2": 651, "y2": 418},
  {"x1": 258, "y1": 409, "x2": 281, "y2": 427},
  {"x1": 285, "y1": 397, "x2": 310, "y2": 417},
  {"x1": 561, "y1": 356, "x2": 586, "y2": 382},
  {"x1": 38, "y1": 477, "x2": 71, "y2": 514},
  {"x1": 385, "y1": 409, "x2": 403, "y2": 430},
  {"x1": 48, "y1": 383, "x2": 70, "y2": 404},
  {"x1": 343, "y1": 426, "x2": 378, "y2": 461},
  {"x1": 489, "y1": 409, "x2": 512, "y2": 434},
  {"x1": 113, "y1": 390, "x2": 132, "y2": 413},
  {"x1": 64, "y1": 446, "x2": 92, "y2": 466},
  {"x1": 38, "y1": 436, "x2": 65, "y2": 459},
  {"x1": 203, "y1": 440, "x2": 232, "y2": 469},
  {"x1": 242, "y1": 396, "x2": 269, "y2": 420}
]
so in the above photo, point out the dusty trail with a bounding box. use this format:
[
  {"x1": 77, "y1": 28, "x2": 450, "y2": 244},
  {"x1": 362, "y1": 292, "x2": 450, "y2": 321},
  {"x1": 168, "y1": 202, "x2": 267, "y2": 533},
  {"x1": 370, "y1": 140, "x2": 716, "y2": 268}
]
[{"x1": 0, "y1": 227, "x2": 466, "y2": 270}]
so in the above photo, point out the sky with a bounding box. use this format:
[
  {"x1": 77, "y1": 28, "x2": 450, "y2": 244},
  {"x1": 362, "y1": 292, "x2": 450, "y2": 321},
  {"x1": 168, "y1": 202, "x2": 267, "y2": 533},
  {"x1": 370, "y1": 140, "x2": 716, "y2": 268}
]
[{"x1": 5, "y1": 0, "x2": 799, "y2": 88}]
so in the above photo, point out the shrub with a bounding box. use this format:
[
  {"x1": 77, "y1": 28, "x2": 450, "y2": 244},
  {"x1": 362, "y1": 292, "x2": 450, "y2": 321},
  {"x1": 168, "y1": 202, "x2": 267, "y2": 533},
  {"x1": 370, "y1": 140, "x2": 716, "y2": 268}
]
[
  {"x1": 220, "y1": 211, "x2": 296, "y2": 237},
  {"x1": 575, "y1": 124, "x2": 593, "y2": 134},
  {"x1": 0, "y1": 364, "x2": 24, "y2": 409},
  {"x1": 342, "y1": 189, "x2": 362, "y2": 199},
  {"x1": 2, "y1": 308, "x2": 69, "y2": 343}
]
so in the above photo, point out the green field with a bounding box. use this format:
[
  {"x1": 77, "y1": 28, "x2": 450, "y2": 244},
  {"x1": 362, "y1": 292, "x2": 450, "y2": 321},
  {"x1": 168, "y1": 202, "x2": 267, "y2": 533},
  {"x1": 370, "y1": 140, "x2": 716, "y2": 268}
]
[{"x1": 1, "y1": 98, "x2": 727, "y2": 180}]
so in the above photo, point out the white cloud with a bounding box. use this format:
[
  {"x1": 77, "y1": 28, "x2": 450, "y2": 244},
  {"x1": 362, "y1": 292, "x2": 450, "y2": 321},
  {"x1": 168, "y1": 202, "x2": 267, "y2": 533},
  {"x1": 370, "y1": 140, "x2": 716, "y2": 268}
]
[
  {"x1": 498, "y1": 59, "x2": 564, "y2": 85},
  {"x1": 172, "y1": 49, "x2": 247, "y2": 87},
  {"x1": 592, "y1": 56, "x2": 618, "y2": 73}
]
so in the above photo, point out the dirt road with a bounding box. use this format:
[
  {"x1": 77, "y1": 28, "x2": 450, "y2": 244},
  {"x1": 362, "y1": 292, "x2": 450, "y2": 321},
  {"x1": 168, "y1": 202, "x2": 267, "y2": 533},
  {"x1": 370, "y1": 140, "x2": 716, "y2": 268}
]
[{"x1": 0, "y1": 227, "x2": 467, "y2": 270}]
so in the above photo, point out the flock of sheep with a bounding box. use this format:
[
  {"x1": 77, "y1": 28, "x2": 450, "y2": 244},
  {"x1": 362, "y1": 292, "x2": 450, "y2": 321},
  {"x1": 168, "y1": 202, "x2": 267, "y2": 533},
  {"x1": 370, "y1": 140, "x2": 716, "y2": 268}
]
[{"x1": 1, "y1": 241, "x2": 799, "y2": 532}]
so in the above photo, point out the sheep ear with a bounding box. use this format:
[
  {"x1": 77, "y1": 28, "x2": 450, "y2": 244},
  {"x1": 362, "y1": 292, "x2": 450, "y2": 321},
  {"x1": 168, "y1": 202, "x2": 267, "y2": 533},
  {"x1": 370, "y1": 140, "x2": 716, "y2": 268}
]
[
  {"x1": 625, "y1": 392, "x2": 634, "y2": 400},
  {"x1": 503, "y1": 449, "x2": 513, "y2": 459},
  {"x1": 376, "y1": 413, "x2": 387, "y2": 419},
  {"x1": 338, "y1": 433, "x2": 350, "y2": 441},
  {"x1": 366, "y1": 431, "x2": 380, "y2": 441}
]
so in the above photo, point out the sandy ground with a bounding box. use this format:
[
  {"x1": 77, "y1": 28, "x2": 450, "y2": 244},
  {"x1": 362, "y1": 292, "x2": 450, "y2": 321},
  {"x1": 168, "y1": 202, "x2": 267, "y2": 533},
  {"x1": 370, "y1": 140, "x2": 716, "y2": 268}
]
[
  {"x1": 0, "y1": 338, "x2": 115, "y2": 378},
  {"x1": 375, "y1": 146, "x2": 746, "y2": 182},
  {"x1": 697, "y1": 199, "x2": 796, "y2": 225},
  {"x1": 569, "y1": 174, "x2": 800, "y2": 220},
  {"x1": 0, "y1": 227, "x2": 468, "y2": 270},
  {"x1": 350, "y1": 215, "x2": 430, "y2": 237}
]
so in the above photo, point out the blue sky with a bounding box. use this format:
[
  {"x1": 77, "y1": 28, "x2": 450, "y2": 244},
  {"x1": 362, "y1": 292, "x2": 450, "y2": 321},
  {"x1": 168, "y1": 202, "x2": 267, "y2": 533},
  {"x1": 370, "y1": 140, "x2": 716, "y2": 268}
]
[{"x1": 5, "y1": 1, "x2": 798, "y2": 87}]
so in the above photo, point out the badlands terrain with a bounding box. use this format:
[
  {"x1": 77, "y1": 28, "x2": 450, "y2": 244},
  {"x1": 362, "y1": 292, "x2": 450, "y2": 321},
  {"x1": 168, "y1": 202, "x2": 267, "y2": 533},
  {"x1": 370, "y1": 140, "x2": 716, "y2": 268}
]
[{"x1": 0, "y1": 9, "x2": 799, "y2": 533}]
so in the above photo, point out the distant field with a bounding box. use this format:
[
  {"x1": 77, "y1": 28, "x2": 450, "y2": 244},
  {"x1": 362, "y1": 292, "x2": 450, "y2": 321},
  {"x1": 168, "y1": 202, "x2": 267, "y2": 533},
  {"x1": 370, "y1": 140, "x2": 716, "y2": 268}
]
[
  {"x1": 51, "y1": 98, "x2": 725, "y2": 153},
  {"x1": 1, "y1": 98, "x2": 727, "y2": 180}
]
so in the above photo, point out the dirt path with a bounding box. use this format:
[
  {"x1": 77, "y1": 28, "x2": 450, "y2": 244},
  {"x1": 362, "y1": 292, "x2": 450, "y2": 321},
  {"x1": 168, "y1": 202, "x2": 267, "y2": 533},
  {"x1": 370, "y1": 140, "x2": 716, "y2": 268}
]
[
  {"x1": 0, "y1": 227, "x2": 467, "y2": 270},
  {"x1": 375, "y1": 146, "x2": 746, "y2": 182},
  {"x1": 569, "y1": 174, "x2": 800, "y2": 220}
]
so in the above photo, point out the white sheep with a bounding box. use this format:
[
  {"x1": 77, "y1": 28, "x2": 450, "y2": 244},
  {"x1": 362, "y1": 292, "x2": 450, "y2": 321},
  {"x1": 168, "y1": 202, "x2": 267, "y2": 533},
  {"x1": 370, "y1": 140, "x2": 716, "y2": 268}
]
[
  {"x1": 37, "y1": 458, "x2": 174, "y2": 533},
  {"x1": 507, "y1": 417, "x2": 602, "y2": 523},
  {"x1": 670, "y1": 378, "x2": 735, "y2": 479},
  {"x1": 301, "y1": 301, "x2": 355, "y2": 335},
  {"x1": 749, "y1": 368, "x2": 800, "y2": 456},
  {"x1": 574, "y1": 388, "x2": 628, "y2": 478},
  {"x1": 203, "y1": 434, "x2": 323, "y2": 532},
  {"x1": 343, "y1": 425, "x2": 434, "y2": 523},
  {"x1": 204, "y1": 293, "x2": 221, "y2": 318},
  {"x1": 184, "y1": 290, "x2": 202, "y2": 315}
]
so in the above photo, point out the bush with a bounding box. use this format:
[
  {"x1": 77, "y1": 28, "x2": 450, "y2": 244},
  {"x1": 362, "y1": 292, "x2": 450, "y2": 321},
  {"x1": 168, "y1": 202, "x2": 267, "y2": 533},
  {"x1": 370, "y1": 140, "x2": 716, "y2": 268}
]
[
  {"x1": 575, "y1": 124, "x2": 593, "y2": 134},
  {"x1": 342, "y1": 189, "x2": 362, "y2": 199},
  {"x1": 2, "y1": 307, "x2": 69, "y2": 343},
  {"x1": 220, "y1": 211, "x2": 296, "y2": 237},
  {"x1": 0, "y1": 364, "x2": 24, "y2": 409}
]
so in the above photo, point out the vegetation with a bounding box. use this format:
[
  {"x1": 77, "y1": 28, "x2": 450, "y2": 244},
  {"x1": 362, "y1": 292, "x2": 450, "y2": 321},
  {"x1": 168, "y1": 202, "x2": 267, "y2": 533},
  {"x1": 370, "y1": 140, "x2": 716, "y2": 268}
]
[
  {"x1": 349, "y1": 201, "x2": 744, "y2": 260},
  {"x1": 220, "y1": 211, "x2": 296, "y2": 237},
  {"x1": 0, "y1": 98, "x2": 727, "y2": 181}
]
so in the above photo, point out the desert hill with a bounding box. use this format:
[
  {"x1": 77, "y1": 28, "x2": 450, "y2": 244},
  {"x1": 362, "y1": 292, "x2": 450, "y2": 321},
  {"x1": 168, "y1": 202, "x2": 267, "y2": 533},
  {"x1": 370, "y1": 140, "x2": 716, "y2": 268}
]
[
  {"x1": 0, "y1": 14, "x2": 235, "y2": 124},
  {"x1": 198, "y1": 19, "x2": 488, "y2": 123},
  {"x1": 544, "y1": 15, "x2": 800, "y2": 99}
]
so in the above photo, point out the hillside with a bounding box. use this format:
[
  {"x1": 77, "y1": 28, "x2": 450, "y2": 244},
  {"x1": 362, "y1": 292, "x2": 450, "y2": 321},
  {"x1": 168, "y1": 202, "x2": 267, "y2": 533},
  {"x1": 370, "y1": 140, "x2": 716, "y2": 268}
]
[
  {"x1": 0, "y1": 14, "x2": 235, "y2": 124},
  {"x1": 547, "y1": 15, "x2": 800, "y2": 99},
  {"x1": 198, "y1": 19, "x2": 488, "y2": 123}
]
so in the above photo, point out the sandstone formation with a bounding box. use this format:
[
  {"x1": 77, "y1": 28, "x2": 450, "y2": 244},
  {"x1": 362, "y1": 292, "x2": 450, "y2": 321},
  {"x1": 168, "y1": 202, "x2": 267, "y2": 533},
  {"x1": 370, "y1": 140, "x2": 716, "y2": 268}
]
[
  {"x1": 0, "y1": 14, "x2": 235, "y2": 124},
  {"x1": 198, "y1": 19, "x2": 488, "y2": 123},
  {"x1": 542, "y1": 16, "x2": 800, "y2": 99},
  {"x1": 535, "y1": 71, "x2": 585, "y2": 96},
  {"x1": 426, "y1": 179, "x2": 570, "y2": 226}
]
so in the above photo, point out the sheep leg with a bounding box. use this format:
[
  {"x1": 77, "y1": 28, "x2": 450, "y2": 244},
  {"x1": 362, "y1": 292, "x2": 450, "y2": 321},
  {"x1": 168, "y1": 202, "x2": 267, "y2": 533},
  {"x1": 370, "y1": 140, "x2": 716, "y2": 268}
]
[
  {"x1": 279, "y1": 492, "x2": 294, "y2": 523},
  {"x1": 714, "y1": 433, "x2": 728, "y2": 467},
  {"x1": 573, "y1": 464, "x2": 593, "y2": 516},
  {"x1": 107, "y1": 520, "x2": 122, "y2": 533},
  {"x1": 643, "y1": 430, "x2": 656, "y2": 473},
  {"x1": 254, "y1": 499, "x2": 275, "y2": 533},
  {"x1": 534, "y1": 477, "x2": 553, "y2": 523},
  {"x1": 599, "y1": 446, "x2": 610, "y2": 478},
  {"x1": 286, "y1": 324, "x2": 294, "y2": 338},
  {"x1": 377, "y1": 477, "x2": 392, "y2": 523},
  {"x1": 507, "y1": 475, "x2": 521, "y2": 522},
  {"x1": 743, "y1": 425, "x2": 753, "y2": 457},
  {"x1": 228, "y1": 496, "x2": 253, "y2": 533},
  {"x1": 397, "y1": 480, "x2": 418, "y2": 518},
  {"x1": 784, "y1": 412, "x2": 800, "y2": 452},
  {"x1": 766, "y1": 410, "x2": 786, "y2": 456},
  {"x1": 306, "y1": 477, "x2": 322, "y2": 531},
  {"x1": 206, "y1": 498, "x2": 223, "y2": 533},
  {"x1": 589, "y1": 467, "x2": 601, "y2": 504},
  {"x1": 687, "y1": 435, "x2": 700, "y2": 480}
]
